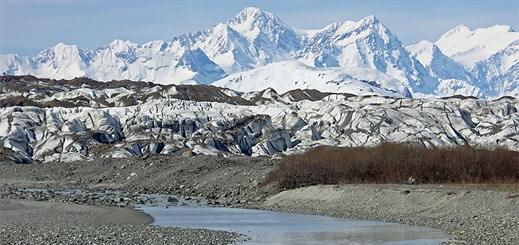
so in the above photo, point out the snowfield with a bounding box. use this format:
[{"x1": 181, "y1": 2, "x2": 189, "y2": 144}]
[{"x1": 211, "y1": 61, "x2": 411, "y2": 97}]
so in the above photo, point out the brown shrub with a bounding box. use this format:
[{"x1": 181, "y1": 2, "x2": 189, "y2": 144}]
[{"x1": 265, "y1": 143, "x2": 519, "y2": 190}]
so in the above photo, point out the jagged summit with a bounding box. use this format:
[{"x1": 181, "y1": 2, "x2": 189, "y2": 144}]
[
  {"x1": 226, "y1": 7, "x2": 299, "y2": 50},
  {"x1": 361, "y1": 14, "x2": 380, "y2": 25},
  {"x1": 105, "y1": 39, "x2": 139, "y2": 53},
  {"x1": 235, "y1": 7, "x2": 264, "y2": 17},
  {"x1": 296, "y1": 15, "x2": 381, "y2": 41},
  {"x1": 228, "y1": 7, "x2": 291, "y2": 32},
  {"x1": 406, "y1": 40, "x2": 439, "y2": 66},
  {"x1": 1, "y1": 7, "x2": 518, "y2": 99},
  {"x1": 108, "y1": 39, "x2": 136, "y2": 47},
  {"x1": 406, "y1": 40, "x2": 481, "y2": 96},
  {"x1": 229, "y1": 7, "x2": 274, "y2": 24},
  {"x1": 39, "y1": 42, "x2": 82, "y2": 56}
]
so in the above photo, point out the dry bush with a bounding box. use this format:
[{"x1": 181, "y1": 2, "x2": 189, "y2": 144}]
[{"x1": 265, "y1": 143, "x2": 519, "y2": 190}]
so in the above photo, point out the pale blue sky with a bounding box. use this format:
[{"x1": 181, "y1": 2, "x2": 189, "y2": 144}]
[{"x1": 1, "y1": 0, "x2": 518, "y2": 56}]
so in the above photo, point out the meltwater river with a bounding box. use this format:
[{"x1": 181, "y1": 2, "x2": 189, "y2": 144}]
[
  {"x1": 136, "y1": 196, "x2": 452, "y2": 245},
  {"x1": 18, "y1": 189, "x2": 452, "y2": 244}
]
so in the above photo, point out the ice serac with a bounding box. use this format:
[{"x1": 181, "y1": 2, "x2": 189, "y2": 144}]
[{"x1": 1, "y1": 77, "x2": 517, "y2": 163}]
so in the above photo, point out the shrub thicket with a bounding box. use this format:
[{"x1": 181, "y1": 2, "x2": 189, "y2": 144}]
[{"x1": 265, "y1": 143, "x2": 519, "y2": 190}]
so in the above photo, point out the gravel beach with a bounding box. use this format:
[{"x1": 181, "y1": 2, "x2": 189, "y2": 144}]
[
  {"x1": 1, "y1": 155, "x2": 518, "y2": 244},
  {"x1": 0, "y1": 198, "x2": 240, "y2": 245}
]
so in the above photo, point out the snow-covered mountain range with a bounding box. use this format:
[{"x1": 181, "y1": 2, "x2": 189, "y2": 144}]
[{"x1": 1, "y1": 7, "x2": 518, "y2": 98}]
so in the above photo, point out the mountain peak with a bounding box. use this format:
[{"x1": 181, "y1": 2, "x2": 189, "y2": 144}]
[
  {"x1": 439, "y1": 24, "x2": 515, "y2": 42},
  {"x1": 230, "y1": 7, "x2": 271, "y2": 24},
  {"x1": 406, "y1": 40, "x2": 441, "y2": 66},
  {"x1": 326, "y1": 15, "x2": 385, "y2": 38},
  {"x1": 45, "y1": 43, "x2": 81, "y2": 55},
  {"x1": 109, "y1": 39, "x2": 135, "y2": 47},
  {"x1": 52, "y1": 42, "x2": 78, "y2": 50},
  {"x1": 349, "y1": 14, "x2": 386, "y2": 34},
  {"x1": 240, "y1": 7, "x2": 263, "y2": 16},
  {"x1": 225, "y1": 7, "x2": 298, "y2": 51},
  {"x1": 412, "y1": 40, "x2": 436, "y2": 50},
  {"x1": 107, "y1": 39, "x2": 138, "y2": 53},
  {"x1": 488, "y1": 24, "x2": 515, "y2": 33},
  {"x1": 362, "y1": 15, "x2": 379, "y2": 24},
  {"x1": 436, "y1": 24, "x2": 519, "y2": 64},
  {"x1": 228, "y1": 7, "x2": 288, "y2": 30},
  {"x1": 445, "y1": 25, "x2": 470, "y2": 35},
  {"x1": 54, "y1": 42, "x2": 69, "y2": 47},
  {"x1": 110, "y1": 39, "x2": 125, "y2": 45}
]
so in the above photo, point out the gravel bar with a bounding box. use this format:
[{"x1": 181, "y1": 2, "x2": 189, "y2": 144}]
[
  {"x1": 0, "y1": 196, "x2": 240, "y2": 245},
  {"x1": 259, "y1": 184, "x2": 519, "y2": 245}
]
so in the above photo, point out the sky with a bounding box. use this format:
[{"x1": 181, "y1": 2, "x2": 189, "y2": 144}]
[{"x1": 1, "y1": 0, "x2": 518, "y2": 56}]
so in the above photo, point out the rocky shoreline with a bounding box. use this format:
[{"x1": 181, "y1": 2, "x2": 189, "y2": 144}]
[{"x1": 1, "y1": 155, "x2": 518, "y2": 244}]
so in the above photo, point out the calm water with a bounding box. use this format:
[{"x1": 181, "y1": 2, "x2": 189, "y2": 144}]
[
  {"x1": 137, "y1": 196, "x2": 452, "y2": 245},
  {"x1": 19, "y1": 189, "x2": 452, "y2": 244}
]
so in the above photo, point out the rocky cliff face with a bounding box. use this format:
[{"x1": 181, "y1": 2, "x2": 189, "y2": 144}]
[{"x1": 1, "y1": 76, "x2": 517, "y2": 163}]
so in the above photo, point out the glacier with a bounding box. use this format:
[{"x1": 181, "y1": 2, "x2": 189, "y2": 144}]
[{"x1": 0, "y1": 76, "x2": 517, "y2": 163}]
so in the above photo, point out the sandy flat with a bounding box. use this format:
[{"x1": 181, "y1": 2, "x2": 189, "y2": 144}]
[{"x1": 0, "y1": 198, "x2": 153, "y2": 225}]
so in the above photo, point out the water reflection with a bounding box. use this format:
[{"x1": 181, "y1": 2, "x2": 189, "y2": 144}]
[{"x1": 139, "y1": 205, "x2": 451, "y2": 245}]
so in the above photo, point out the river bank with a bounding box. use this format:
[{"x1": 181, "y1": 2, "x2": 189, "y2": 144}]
[
  {"x1": 1, "y1": 155, "x2": 518, "y2": 244},
  {"x1": 0, "y1": 198, "x2": 240, "y2": 244},
  {"x1": 260, "y1": 184, "x2": 519, "y2": 244}
]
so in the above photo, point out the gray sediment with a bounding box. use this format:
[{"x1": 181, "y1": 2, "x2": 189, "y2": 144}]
[
  {"x1": 1, "y1": 155, "x2": 518, "y2": 244},
  {"x1": 258, "y1": 185, "x2": 519, "y2": 245}
]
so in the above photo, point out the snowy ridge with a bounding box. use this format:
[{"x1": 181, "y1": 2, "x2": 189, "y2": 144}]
[
  {"x1": 1, "y1": 39, "x2": 227, "y2": 85},
  {"x1": 435, "y1": 25, "x2": 518, "y2": 65},
  {"x1": 471, "y1": 40, "x2": 519, "y2": 98},
  {"x1": 212, "y1": 61, "x2": 411, "y2": 97},
  {"x1": 406, "y1": 41, "x2": 482, "y2": 97},
  {"x1": 1, "y1": 7, "x2": 518, "y2": 98}
]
